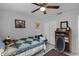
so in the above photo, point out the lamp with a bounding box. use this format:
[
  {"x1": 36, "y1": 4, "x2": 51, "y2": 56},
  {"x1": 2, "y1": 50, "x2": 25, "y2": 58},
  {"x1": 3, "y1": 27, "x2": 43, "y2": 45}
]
[
  {"x1": 4, "y1": 36, "x2": 12, "y2": 45},
  {"x1": 6, "y1": 36, "x2": 11, "y2": 40},
  {"x1": 40, "y1": 7, "x2": 46, "y2": 11}
]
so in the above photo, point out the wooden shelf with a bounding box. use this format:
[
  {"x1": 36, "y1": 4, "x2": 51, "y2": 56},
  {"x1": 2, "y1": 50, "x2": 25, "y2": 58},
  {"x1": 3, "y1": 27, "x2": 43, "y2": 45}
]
[{"x1": 55, "y1": 28, "x2": 71, "y2": 53}]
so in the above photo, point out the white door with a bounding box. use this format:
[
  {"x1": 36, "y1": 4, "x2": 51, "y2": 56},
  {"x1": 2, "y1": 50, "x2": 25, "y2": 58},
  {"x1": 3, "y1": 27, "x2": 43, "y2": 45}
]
[
  {"x1": 43, "y1": 21, "x2": 57, "y2": 45},
  {"x1": 49, "y1": 23, "x2": 55, "y2": 44},
  {"x1": 43, "y1": 23, "x2": 50, "y2": 43}
]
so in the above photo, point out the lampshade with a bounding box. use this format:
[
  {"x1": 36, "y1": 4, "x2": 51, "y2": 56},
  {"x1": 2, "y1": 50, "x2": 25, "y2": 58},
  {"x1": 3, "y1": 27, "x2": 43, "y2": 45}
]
[{"x1": 6, "y1": 36, "x2": 11, "y2": 40}]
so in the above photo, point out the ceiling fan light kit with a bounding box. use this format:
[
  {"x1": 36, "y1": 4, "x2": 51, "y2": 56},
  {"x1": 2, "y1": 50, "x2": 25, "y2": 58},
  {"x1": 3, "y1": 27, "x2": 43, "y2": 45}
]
[
  {"x1": 40, "y1": 7, "x2": 46, "y2": 11},
  {"x1": 32, "y1": 3, "x2": 59, "y2": 15}
]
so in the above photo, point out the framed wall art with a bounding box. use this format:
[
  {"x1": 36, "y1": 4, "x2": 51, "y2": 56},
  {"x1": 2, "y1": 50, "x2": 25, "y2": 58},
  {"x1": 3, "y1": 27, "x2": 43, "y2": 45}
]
[
  {"x1": 60, "y1": 21, "x2": 68, "y2": 28},
  {"x1": 15, "y1": 19, "x2": 25, "y2": 28},
  {"x1": 35, "y1": 22, "x2": 40, "y2": 29}
]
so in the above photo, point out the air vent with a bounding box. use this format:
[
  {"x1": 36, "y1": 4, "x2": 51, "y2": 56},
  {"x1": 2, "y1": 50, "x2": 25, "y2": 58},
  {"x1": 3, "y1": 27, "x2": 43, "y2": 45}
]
[{"x1": 57, "y1": 12, "x2": 62, "y2": 15}]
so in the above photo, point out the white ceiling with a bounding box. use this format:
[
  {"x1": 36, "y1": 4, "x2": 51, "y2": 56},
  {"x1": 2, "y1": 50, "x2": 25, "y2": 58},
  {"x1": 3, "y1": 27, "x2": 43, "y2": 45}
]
[{"x1": 0, "y1": 3, "x2": 79, "y2": 19}]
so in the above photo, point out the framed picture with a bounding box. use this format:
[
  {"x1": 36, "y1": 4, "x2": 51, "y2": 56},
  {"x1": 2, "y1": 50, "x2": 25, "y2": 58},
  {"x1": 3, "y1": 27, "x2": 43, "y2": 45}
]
[
  {"x1": 60, "y1": 21, "x2": 68, "y2": 28},
  {"x1": 15, "y1": 19, "x2": 25, "y2": 28},
  {"x1": 35, "y1": 22, "x2": 40, "y2": 29}
]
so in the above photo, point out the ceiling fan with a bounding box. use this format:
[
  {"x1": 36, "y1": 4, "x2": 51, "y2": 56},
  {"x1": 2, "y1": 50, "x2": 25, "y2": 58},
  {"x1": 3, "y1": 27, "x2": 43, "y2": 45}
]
[{"x1": 32, "y1": 3, "x2": 59, "y2": 14}]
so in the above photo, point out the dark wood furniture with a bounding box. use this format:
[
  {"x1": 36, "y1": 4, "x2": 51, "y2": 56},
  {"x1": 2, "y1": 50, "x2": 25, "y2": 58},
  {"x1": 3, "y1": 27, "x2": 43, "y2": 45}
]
[{"x1": 55, "y1": 28, "x2": 71, "y2": 53}]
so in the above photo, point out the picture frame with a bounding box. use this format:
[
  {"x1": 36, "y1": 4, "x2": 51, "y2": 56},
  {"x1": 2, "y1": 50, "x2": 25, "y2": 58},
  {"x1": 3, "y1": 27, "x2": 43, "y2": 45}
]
[
  {"x1": 60, "y1": 21, "x2": 68, "y2": 28},
  {"x1": 35, "y1": 22, "x2": 40, "y2": 29},
  {"x1": 15, "y1": 19, "x2": 25, "y2": 28}
]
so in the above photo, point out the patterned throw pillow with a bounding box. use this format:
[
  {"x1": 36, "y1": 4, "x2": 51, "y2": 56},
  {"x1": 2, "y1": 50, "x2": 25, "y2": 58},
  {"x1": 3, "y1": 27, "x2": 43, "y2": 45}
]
[
  {"x1": 26, "y1": 38, "x2": 33, "y2": 41},
  {"x1": 20, "y1": 38, "x2": 27, "y2": 41},
  {"x1": 33, "y1": 38, "x2": 40, "y2": 42},
  {"x1": 35, "y1": 34, "x2": 43, "y2": 39},
  {"x1": 28, "y1": 37, "x2": 34, "y2": 39},
  {"x1": 24, "y1": 41, "x2": 32, "y2": 44}
]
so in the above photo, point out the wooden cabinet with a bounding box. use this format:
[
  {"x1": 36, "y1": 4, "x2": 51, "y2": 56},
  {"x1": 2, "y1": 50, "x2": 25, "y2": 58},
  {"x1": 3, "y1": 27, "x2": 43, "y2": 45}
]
[{"x1": 55, "y1": 28, "x2": 71, "y2": 53}]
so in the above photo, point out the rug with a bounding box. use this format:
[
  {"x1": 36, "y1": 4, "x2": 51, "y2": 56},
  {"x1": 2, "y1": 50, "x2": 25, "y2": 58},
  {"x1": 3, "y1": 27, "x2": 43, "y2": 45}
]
[{"x1": 43, "y1": 49, "x2": 69, "y2": 56}]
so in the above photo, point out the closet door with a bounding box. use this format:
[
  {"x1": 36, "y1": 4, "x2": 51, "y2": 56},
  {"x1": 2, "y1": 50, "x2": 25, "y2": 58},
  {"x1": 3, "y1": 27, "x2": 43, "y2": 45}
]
[
  {"x1": 43, "y1": 23, "x2": 50, "y2": 43},
  {"x1": 43, "y1": 21, "x2": 57, "y2": 45},
  {"x1": 49, "y1": 21, "x2": 57, "y2": 45}
]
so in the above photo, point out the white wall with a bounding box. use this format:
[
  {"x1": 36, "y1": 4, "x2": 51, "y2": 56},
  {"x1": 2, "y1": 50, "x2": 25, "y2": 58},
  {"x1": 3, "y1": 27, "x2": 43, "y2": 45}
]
[
  {"x1": 78, "y1": 15, "x2": 79, "y2": 55},
  {"x1": 43, "y1": 9, "x2": 79, "y2": 54},
  {"x1": 0, "y1": 9, "x2": 43, "y2": 39}
]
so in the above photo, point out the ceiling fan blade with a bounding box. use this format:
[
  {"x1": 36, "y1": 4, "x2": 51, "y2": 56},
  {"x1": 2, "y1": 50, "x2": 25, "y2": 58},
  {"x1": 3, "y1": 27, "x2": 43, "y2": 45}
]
[
  {"x1": 47, "y1": 6, "x2": 59, "y2": 9},
  {"x1": 43, "y1": 11, "x2": 47, "y2": 14},
  {"x1": 43, "y1": 3, "x2": 47, "y2": 5},
  {"x1": 32, "y1": 8, "x2": 40, "y2": 13},
  {"x1": 32, "y1": 3, "x2": 42, "y2": 6}
]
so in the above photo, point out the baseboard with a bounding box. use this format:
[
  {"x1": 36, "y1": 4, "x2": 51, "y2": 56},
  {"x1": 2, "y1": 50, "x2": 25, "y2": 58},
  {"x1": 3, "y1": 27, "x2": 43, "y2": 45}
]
[{"x1": 46, "y1": 42, "x2": 55, "y2": 46}]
